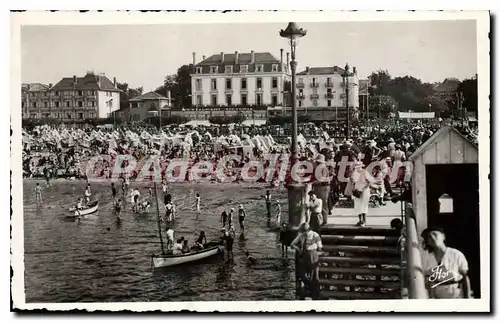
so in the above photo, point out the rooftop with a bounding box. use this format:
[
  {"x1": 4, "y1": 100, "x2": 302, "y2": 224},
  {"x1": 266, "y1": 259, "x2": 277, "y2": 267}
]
[
  {"x1": 296, "y1": 66, "x2": 346, "y2": 76},
  {"x1": 196, "y1": 52, "x2": 280, "y2": 66},
  {"x1": 22, "y1": 83, "x2": 50, "y2": 92},
  {"x1": 129, "y1": 91, "x2": 169, "y2": 102},
  {"x1": 51, "y1": 72, "x2": 120, "y2": 92}
]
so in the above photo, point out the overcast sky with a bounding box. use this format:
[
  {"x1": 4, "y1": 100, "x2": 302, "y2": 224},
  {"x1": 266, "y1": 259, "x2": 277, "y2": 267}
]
[{"x1": 21, "y1": 20, "x2": 477, "y2": 92}]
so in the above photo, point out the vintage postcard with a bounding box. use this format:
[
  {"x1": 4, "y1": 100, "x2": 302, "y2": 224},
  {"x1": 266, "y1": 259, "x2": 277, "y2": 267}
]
[{"x1": 10, "y1": 11, "x2": 490, "y2": 312}]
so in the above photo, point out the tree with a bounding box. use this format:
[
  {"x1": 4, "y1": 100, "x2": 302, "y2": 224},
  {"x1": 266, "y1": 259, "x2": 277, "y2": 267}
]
[
  {"x1": 458, "y1": 76, "x2": 478, "y2": 114},
  {"x1": 157, "y1": 65, "x2": 193, "y2": 110},
  {"x1": 369, "y1": 95, "x2": 398, "y2": 117},
  {"x1": 369, "y1": 70, "x2": 392, "y2": 96},
  {"x1": 117, "y1": 82, "x2": 144, "y2": 110}
]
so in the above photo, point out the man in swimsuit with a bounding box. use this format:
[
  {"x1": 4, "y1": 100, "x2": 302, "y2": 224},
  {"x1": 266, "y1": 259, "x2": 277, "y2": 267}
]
[
  {"x1": 114, "y1": 198, "x2": 122, "y2": 222},
  {"x1": 84, "y1": 184, "x2": 92, "y2": 204},
  {"x1": 34, "y1": 183, "x2": 42, "y2": 203},
  {"x1": 111, "y1": 182, "x2": 117, "y2": 201},
  {"x1": 195, "y1": 193, "x2": 201, "y2": 215},
  {"x1": 221, "y1": 210, "x2": 228, "y2": 228},
  {"x1": 238, "y1": 204, "x2": 246, "y2": 235}
]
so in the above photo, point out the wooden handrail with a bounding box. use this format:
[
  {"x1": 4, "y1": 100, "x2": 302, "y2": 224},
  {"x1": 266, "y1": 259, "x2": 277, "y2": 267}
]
[{"x1": 405, "y1": 203, "x2": 429, "y2": 299}]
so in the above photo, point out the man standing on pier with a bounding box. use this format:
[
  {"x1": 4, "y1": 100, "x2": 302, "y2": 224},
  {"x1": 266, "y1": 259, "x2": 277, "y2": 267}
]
[{"x1": 307, "y1": 192, "x2": 323, "y2": 233}]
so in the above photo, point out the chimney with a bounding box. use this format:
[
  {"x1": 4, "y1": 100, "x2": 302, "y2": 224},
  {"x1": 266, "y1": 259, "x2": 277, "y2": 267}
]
[
  {"x1": 353, "y1": 66, "x2": 357, "y2": 74},
  {"x1": 306, "y1": 66, "x2": 310, "y2": 73},
  {"x1": 250, "y1": 50, "x2": 255, "y2": 64},
  {"x1": 73, "y1": 75, "x2": 77, "y2": 86},
  {"x1": 192, "y1": 52, "x2": 196, "y2": 66},
  {"x1": 221, "y1": 52, "x2": 225, "y2": 63},
  {"x1": 48, "y1": 83, "x2": 52, "y2": 88},
  {"x1": 167, "y1": 90, "x2": 171, "y2": 105},
  {"x1": 202, "y1": 55, "x2": 206, "y2": 61},
  {"x1": 286, "y1": 52, "x2": 290, "y2": 68},
  {"x1": 235, "y1": 51, "x2": 239, "y2": 64},
  {"x1": 113, "y1": 77, "x2": 116, "y2": 87},
  {"x1": 280, "y1": 48, "x2": 284, "y2": 70}
]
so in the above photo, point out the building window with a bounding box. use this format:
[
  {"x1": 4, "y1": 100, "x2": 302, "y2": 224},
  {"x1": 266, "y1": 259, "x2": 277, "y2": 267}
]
[
  {"x1": 256, "y1": 78, "x2": 262, "y2": 90},
  {"x1": 327, "y1": 100, "x2": 332, "y2": 107},
  {"x1": 298, "y1": 100, "x2": 302, "y2": 107},
  {"x1": 313, "y1": 100, "x2": 318, "y2": 106},
  {"x1": 226, "y1": 94, "x2": 232, "y2": 106},
  {"x1": 44, "y1": 102, "x2": 48, "y2": 108},
  {"x1": 55, "y1": 91, "x2": 59, "y2": 96},
  {"x1": 210, "y1": 66, "x2": 218, "y2": 74},
  {"x1": 66, "y1": 101, "x2": 70, "y2": 107},
  {"x1": 195, "y1": 79, "x2": 202, "y2": 91},
  {"x1": 225, "y1": 65, "x2": 233, "y2": 74},
  {"x1": 78, "y1": 90, "x2": 83, "y2": 96},
  {"x1": 91, "y1": 101, "x2": 95, "y2": 107},
  {"x1": 79, "y1": 113, "x2": 84, "y2": 119},
  {"x1": 327, "y1": 77, "x2": 332, "y2": 86},
  {"x1": 211, "y1": 79, "x2": 217, "y2": 90},
  {"x1": 56, "y1": 113, "x2": 60, "y2": 118},
  {"x1": 299, "y1": 89, "x2": 304, "y2": 97},
  {"x1": 272, "y1": 94, "x2": 278, "y2": 106},
  {"x1": 211, "y1": 95, "x2": 217, "y2": 106},
  {"x1": 197, "y1": 95, "x2": 202, "y2": 106},
  {"x1": 241, "y1": 78, "x2": 247, "y2": 90},
  {"x1": 327, "y1": 88, "x2": 332, "y2": 94},
  {"x1": 272, "y1": 64, "x2": 279, "y2": 72},
  {"x1": 78, "y1": 101, "x2": 83, "y2": 107},
  {"x1": 298, "y1": 78, "x2": 303, "y2": 84},
  {"x1": 241, "y1": 94, "x2": 247, "y2": 106},
  {"x1": 55, "y1": 101, "x2": 60, "y2": 108},
  {"x1": 256, "y1": 93, "x2": 262, "y2": 106},
  {"x1": 256, "y1": 65, "x2": 263, "y2": 73},
  {"x1": 32, "y1": 102, "x2": 36, "y2": 108},
  {"x1": 312, "y1": 78, "x2": 317, "y2": 86},
  {"x1": 225, "y1": 78, "x2": 232, "y2": 90},
  {"x1": 272, "y1": 77, "x2": 278, "y2": 89},
  {"x1": 67, "y1": 113, "x2": 72, "y2": 119},
  {"x1": 240, "y1": 65, "x2": 248, "y2": 73},
  {"x1": 196, "y1": 67, "x2": 203, "y2": 74},
  {"x1": 90, "y1": 90, "x2": 95, "y2": 95}
]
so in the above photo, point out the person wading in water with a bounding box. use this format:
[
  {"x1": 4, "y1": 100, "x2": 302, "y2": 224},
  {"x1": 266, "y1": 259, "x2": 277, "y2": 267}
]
[
  {"x1": 114, "y1": 198, "x2": 122, "y2": 222},
  {"x1": 263, "y1": 190, "x2": 272, "y2": 226},
  {"x1": 34, "y1": 183, "x2": 43, "y2": 203},
  {"x1": 84, "y1": 184, "x2": 92, "y2": 205},
  {"x1": 238, "y1": 204, "x2": 247, "y2": 235},
  {"x1": 195, "y1": 193, "x2": 201, "y2": 219},
  {"x1": 111, "y1": 182, "x2": 117, "y2": 202},
  {"x1": 221, "y1": 210, "x2": 229, "y2": 228}
]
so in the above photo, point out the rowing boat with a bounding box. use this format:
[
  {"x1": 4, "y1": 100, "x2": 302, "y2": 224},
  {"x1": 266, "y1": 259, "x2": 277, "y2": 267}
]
[
  {"x1": 152, "y1": 243, "x2": 223, "y2": 268},
  {"x1": 67, "y1": 201, "x2": 99, "y2": 217}
]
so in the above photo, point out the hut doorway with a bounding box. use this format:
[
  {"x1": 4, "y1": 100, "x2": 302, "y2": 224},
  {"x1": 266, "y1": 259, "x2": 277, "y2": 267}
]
[{"x1": 425, "y1": 164, "x2": 480, "y2": 298}]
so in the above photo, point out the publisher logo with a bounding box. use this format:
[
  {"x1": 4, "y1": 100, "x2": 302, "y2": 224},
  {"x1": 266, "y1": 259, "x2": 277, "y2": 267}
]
[{"x1": 428, "y1": 264, "x2": 455, "y2": 288}]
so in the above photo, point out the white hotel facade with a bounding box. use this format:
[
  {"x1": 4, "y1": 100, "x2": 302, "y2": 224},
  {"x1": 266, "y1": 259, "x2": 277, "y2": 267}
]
[
  {"x1": 295, "y1": 66, "x2": 360, "y2": 112},
  {"x1": 190, "y1": 50, "x2": 291, "y2": 107}
]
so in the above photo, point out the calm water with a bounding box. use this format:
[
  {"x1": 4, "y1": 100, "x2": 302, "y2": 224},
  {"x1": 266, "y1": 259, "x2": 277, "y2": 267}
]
[{"x1": 23, "y1": 180, "x2": 295, "y2": 302}]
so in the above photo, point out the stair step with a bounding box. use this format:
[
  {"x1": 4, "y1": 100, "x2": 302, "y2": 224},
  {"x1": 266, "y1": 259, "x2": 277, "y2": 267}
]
[
  {"x1": 319, "y1": 290, "x2": 401, "y2": 300},
  {"x1": 319, "y1": 266, "x2": 400, "y2": 276},
  {"x1": 320, "y1": 225, "x2": 400, "y2": 237},
  {"x1": 319, "y1": 278, "x2": 400, "y2": 289},
  {"x1": 322, "y1": 245, "x2": 400, "y2": 256},
  {"x1": 321, "y1": 235, "x2": 399, "y2": 246},
  {"x1": 320, "y1": 256, "x2": 401, "y2": 265}
]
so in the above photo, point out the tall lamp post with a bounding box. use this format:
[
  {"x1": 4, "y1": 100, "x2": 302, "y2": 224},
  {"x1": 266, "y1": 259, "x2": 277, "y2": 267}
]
[
  {"x1": 280, "y1": 22, "x2": 306, "y2": 165},
  {"x1": 342, "y1": 64, "x2": 353, "y2": 139},
  {"x1": 280, "y1": 22, "x2": 306, "y2": 229}
]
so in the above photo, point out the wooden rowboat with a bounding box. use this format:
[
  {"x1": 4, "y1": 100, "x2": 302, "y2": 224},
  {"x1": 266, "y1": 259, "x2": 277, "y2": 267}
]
[
  {"x1": 152, "y1": 243, "x2": 223, "y2": 268},
  {"x1": 67, "y1": 201, "x2": 99, "y2": 217}
]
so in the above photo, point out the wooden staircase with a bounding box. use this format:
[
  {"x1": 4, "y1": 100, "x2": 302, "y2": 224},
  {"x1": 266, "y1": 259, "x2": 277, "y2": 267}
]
[{"x1": 298, "y1": 225, "x2": 403, "y2": 300}]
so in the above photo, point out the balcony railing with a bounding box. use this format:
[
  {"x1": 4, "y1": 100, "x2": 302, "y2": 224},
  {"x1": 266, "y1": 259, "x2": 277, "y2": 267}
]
[
  {"x1": 296, "y1": 95, "x2": 305, "y2": 100},
  {"x1": 224, "y1": 89, "x2": 233, "y2": 94},
  {"x1": 325, "y1": 82, "x2": 334, "y2": 88},
  {"x1": 310, "y1": 94, "x2": 319, "y2": 99},
  {"x1": 296, "y1": 83, "x2": 305, "y2": 89},
  {"x1": 310, "y1": 83, "x2": 319, "y2": 88},
  {"x1": 324, "y1": 93, "x2": 334, "y2": 99}
]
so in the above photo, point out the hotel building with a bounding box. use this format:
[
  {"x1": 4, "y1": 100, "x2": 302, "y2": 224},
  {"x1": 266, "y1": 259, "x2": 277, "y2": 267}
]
[{"x1": 190, "y1": 50, "x2": 291, "y2": 108}]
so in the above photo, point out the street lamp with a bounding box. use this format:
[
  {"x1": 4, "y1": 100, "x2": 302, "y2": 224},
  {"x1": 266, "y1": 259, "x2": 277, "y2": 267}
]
[
  {"x1": 342, "y1": 64, "x2": 354, "y2": 139},
  {"x1": 280, "y1": 22, "x2": 306, "y2": 165},
  {"x1": 280, "y1": 22, "x2": 306, "y2": 230}
]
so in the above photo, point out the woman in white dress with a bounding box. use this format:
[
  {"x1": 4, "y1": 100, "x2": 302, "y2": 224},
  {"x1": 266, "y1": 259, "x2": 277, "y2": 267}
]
[
  {"x1": 350, "y1": 161, "x2": 371, "y2": 227},
  {"x1": 421, "y1": 227, "x2": 472, "y2": 298}
]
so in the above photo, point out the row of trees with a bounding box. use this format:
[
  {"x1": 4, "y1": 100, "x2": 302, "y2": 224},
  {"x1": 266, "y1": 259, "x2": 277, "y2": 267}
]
[{"x1": 367, "y1": 70, "x2": 478, "y2": 117}]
